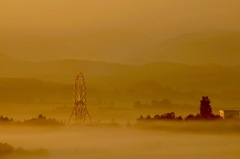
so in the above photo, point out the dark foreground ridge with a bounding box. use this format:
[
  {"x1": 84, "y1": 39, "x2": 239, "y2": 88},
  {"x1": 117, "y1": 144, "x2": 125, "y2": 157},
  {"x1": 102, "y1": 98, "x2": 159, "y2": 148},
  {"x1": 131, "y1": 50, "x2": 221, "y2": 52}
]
[{"x1": 0, "y1": 142, "x2": 48, "y2": 157}]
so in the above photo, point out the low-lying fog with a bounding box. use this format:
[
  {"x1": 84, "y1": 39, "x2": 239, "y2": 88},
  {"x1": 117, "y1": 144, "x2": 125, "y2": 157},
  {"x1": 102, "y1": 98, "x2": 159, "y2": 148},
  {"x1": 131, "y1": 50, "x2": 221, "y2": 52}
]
[{"x1": 1, "y1": 123, "x2": 240, "y2": 159}]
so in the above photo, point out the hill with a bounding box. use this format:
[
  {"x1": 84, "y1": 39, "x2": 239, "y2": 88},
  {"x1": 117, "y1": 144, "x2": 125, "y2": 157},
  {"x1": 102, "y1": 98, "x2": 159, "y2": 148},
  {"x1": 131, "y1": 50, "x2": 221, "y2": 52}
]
[
  {"x1": 1, "y1": 53, "x2": 240, "y2": 92},
  {"x1": 1, "y1": 55, "x2": 240, "y2": 107},
  {"x1": 0, "y1": 78, "x2": 71, "y2": 104},
  {"x1": 147, "y1": 32, "x2": 240, "y2": 65},
  {"x1": 2, "y1": 57, "x2": 240, "y2": 119},
  {"x1": 1, "y1": 31, "x2": 240, "y2": 65}
]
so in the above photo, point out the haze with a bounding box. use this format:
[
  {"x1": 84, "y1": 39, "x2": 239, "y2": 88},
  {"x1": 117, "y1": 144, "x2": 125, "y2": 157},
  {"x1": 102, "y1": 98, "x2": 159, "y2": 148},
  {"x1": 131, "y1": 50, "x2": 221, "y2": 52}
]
[
  {"x1": 1, "y1": 0, "x2": 240, "y2": 65},
  {"x1": 1, "y1": 126, "x2": 240, "y2": 159},
  {"x1": 1, "y1": 1, "x2": 240, "y2": 159}
]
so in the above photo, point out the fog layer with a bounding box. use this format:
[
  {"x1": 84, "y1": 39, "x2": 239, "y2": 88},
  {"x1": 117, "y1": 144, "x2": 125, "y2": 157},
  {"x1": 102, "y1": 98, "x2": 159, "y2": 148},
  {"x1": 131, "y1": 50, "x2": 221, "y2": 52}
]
[{"x1": 1, "y1": 125, "x2": 240, "y2": 159}]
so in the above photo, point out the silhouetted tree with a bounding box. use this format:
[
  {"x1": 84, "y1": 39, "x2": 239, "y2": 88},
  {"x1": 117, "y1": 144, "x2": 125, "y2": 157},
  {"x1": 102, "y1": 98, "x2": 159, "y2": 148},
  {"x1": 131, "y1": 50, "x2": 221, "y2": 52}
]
[
  {"x1": 38, "y1": 114, "x2": 46, "y2": 120},
  {"x1": 185, "y1": 96, "x2": 222, "y2": 120},
  {"x1": 200, "y1": 96, "x2": 212, "y2": 118},
  {"x1": 146, "y1": 115, "x2": 152, "y2": 120},
  {"x1": 154, "y1": 115, "x2": 161, "y2": 119},
  {"x1": 185, "y1": 114, "x2": 201, "y2": 120},
  {"x1": 23, "y1": 114, "x2": 63, "y2": 126},
  {"x1": 0, "y1": 116, "x2": 13, "y2": 123},
  {"x1": 161, "y1": 112, "x2": 175, "y2": 119},
  {"x1": 176, "y1": 116, "x2": 183, "y2": 120},
  {"x1": 138, "y1": 112, "x2": 183, "y2": 121}
]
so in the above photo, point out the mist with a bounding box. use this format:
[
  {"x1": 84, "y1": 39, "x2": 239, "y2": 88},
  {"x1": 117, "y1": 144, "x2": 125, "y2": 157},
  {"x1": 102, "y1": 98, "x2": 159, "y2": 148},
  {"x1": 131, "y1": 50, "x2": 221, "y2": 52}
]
[
  {"x1": 1, "y1": 124, "x2": 240, "y2": 159},
  {"x1": 1, "y1": 1, "x2": 240, "y2": 159}
]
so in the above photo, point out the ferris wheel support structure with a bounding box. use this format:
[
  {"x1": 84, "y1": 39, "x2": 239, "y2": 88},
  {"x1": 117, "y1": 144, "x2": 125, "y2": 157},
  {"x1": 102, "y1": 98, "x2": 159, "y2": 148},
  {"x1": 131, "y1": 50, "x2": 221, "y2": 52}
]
[{"x1": 68, "y1": 72, "x2": 91, "y2": 124}]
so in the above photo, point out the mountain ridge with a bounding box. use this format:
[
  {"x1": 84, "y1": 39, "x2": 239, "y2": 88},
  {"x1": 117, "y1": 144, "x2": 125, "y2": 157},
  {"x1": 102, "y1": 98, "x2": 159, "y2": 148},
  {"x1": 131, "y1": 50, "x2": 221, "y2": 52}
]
[
  {"x1": 1, "y1": 31, "x2": 240, "y2": 65},
  {"x1": 1, "y1": 53, "x2": 240, "y2": 93}
]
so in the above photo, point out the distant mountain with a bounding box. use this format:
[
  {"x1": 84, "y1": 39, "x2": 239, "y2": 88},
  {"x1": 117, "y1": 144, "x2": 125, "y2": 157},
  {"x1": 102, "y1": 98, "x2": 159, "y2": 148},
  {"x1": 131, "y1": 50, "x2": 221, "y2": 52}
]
[
  {"x1": 0, "y1": 56, "x2": 135, "y2": 87},
  {"x1": 0, "y1": 30, "x2": 150, "y2": 62},
  {"x1": 1, "y1": 54, "x2": 240, "y2": 93},
  {"x1": 2, "y1": 55, "x2": 240, "y2": 108},
  {"x1": 1, "y1": 31, "x2": 240, "y2": 65},
  {"x1": 0, "y1": 78, "x2": 71, "y2": 104},
  {"x1": 147, "y1": 32, "x2": 240, "y2": 65}
]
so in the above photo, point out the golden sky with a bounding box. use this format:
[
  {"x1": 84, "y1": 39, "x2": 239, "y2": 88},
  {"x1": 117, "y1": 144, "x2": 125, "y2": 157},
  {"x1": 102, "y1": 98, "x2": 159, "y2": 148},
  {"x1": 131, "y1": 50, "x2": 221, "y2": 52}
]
[
  {"x1": 0, "y1": 0, "x2": 239, "y2": 32},
  {"x1": 0, "y1": 0, "x2": 240, "y2": 63}
]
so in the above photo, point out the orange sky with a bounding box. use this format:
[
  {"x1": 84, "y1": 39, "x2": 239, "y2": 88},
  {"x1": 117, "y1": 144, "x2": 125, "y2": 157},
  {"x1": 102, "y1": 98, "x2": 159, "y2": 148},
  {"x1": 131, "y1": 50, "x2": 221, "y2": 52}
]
[
  {"x1": 1, "y1": 0, "x2": 240, "y2": 34},
  {"x1": 0, "y1": 0, "x2": 240, "y2": 64}
]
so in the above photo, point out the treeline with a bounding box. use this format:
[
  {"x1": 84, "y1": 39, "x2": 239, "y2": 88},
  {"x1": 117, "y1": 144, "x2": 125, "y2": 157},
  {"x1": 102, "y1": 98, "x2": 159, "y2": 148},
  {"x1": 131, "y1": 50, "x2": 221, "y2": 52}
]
[
  {"x1": 139, "y1": 112, "x2": 183, "y2": 121},
  {"x1": 0, "y1": 114, "x2": 63, "y2": 126},
  {"x1": 0, "y1": 116, "x2": 13, "y2": 123},
  {"x1": 138, "y1": 96, "x2": 222, "y2": 121}
]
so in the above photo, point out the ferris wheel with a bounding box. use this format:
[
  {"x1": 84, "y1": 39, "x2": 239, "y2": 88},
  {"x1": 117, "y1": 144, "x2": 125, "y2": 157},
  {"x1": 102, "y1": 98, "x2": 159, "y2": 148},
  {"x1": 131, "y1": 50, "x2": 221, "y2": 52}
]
[{"x1": 69, "y1": 72, "x2": 91, "y2": 123}]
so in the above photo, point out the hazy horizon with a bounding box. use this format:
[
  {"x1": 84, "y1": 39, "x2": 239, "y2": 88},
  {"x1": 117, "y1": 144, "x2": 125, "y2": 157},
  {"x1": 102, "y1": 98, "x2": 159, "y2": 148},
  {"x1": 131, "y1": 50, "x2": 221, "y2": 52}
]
[
  {"x1": 1, "y1": 1, "x2": 240, "y2": 159},
  {"x1": 1, "y1": 0, "x2": 240, "y2": 65}
]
